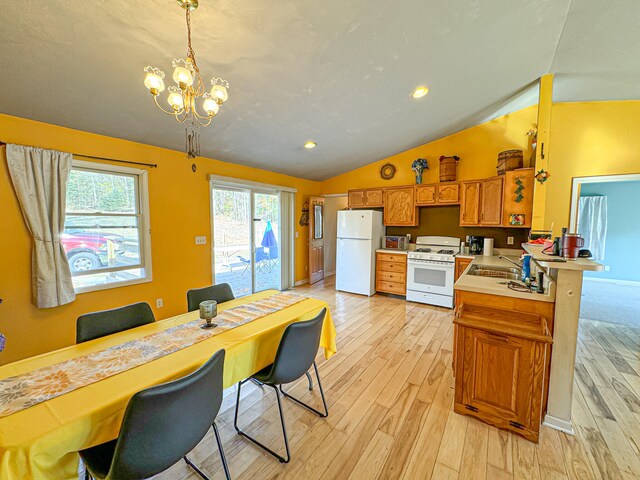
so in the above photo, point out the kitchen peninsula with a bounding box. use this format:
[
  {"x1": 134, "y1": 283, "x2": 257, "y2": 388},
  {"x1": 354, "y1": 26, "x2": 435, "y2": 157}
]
[{"x1": 453, "y1": 247, "x2": 604, "y2": 441}]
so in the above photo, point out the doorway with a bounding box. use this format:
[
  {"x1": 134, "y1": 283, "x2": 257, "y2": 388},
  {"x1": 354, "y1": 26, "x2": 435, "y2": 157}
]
[
  {"x1": 322, "y1": 195, "x2": 349, "y2": 277},
  {"x1": 211, "y1": 186, "x2": 281, "y2": 297}
]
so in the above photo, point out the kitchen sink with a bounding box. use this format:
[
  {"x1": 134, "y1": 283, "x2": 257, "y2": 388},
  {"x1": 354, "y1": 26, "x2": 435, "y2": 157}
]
[{"x1": 467, "y1": 265, "x2": 521, "y2": 280}]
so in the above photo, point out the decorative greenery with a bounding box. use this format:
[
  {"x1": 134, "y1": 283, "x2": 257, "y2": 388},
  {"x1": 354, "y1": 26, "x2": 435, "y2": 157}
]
[
  {"x1": 514, "y1": 177, "x2": 525, "y2": 203},
  {"x1": 535, "y1": 169, "x2": 550, "y2": 184},
  {"x1": 411, "y1": 158, "x2": 429, "y2": 184}
]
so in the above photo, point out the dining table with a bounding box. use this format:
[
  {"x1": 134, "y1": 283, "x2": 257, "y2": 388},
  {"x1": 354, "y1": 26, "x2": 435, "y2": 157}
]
[{"x1": 0, "y1": 290, "x2": 336, "y2": 480}]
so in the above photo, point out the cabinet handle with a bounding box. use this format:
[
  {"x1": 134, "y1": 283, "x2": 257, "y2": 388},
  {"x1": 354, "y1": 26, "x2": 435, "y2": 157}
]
[
  {"x1": 509, "y1": 421, "x2": 525, "y2": 430},
  {"x1": 488, "y1": 334, "x2": 509, "y2": 342},
  {"x1": 465, "y1": 404, "x2": 479, "y2": 412}
]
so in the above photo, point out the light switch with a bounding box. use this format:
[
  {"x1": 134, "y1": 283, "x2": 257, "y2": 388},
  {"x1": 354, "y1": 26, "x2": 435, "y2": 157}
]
[
  {"x1": 195, "y1": 236, "x2": 207, "y2": 245},
  {"x1": 156, "y1": 298, "x2": 164, "y2": 308},
  {"x1": 507, "y1": 236, "x2": 514, "y2": 245}
]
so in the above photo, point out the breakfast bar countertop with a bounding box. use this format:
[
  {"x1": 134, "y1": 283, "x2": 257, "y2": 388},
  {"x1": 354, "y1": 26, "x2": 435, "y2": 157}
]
[{"x1": 454, "y1": 255, "x2": 556, "y2": 303}]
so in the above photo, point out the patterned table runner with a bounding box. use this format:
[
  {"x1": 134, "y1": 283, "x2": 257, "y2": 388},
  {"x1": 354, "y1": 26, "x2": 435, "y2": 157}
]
[{"x1": 0, "y1": 293, "x2": 306, "y2": 417}]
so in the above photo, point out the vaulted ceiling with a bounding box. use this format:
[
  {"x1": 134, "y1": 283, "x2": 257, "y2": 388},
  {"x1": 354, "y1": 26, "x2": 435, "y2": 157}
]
[{"x1": 1, "y1": 0, "x2": 638, "y2": 180}]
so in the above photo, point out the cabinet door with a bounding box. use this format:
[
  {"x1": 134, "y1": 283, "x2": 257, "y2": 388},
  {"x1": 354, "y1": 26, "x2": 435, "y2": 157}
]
[
  {"x1": 455, "y1": 257, "x2": 472, "y2": 281},
  {"x1": 459, "y1": 327, "x2": 535, "y2": 426},
  {"x1": 365, "y1": 189, "x2": 384, "y2": 207},
  {"x1": 384, "y1": 187, "x2": 417, "y2": 226},
  {"x1": 502, "y1": 168, "x2": 534, "y2": 227},
  {"x1": 480, "y1": 177, "x2": 504, "y2": 225},
  {"x1": 437, "y1": 183, "x2": 459, "y2": 204},
  {"x1": 460, "y1": 181, "x2": 481, "y2": 225},
  {"x1": 348, "y1": 190, "x2": 365, "y2": 208},
  {"x1": 415, "y1": 185, "x2": 437, "y2": 205}
]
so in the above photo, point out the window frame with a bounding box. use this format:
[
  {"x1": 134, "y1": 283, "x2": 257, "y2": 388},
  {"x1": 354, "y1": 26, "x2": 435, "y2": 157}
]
[{"x1": 67, "y1": 159, "x2": 153, "y2": 294}]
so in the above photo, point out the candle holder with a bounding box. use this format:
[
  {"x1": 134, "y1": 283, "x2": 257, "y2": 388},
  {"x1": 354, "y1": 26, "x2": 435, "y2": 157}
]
[{"x1": 199, "y1": 300, "x2": 218, "y2": 329}]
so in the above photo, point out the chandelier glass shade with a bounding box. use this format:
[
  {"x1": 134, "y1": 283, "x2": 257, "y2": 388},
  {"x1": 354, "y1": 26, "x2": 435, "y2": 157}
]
[{"x1": 143, "y1": 0, "x2": 229, "y2": 129}]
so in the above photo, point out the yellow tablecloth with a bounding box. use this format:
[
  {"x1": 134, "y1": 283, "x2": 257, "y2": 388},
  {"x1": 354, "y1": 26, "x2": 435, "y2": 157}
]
[{"x1": 0, "y1": 290, "x2": 336, "y2": 480}]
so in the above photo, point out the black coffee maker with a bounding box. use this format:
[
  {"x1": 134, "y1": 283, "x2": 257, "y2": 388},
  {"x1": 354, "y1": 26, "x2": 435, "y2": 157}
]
[{"x1": 469, "y1": 236, "x2": 484, "y2": 255}]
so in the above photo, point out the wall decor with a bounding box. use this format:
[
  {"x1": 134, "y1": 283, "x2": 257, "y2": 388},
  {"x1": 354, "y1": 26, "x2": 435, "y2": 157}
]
[
  {"x1": 509, "y1": 214, "x2": 525, "y2": 226},
  {"x1": 439, "y1": 155, "x2": 460, "y2": 182},
  {"x1": 299, "y1": 201, "x2": 309, "y2": 226},
  {"x1": 411, "y1": 158, "x2": 429, "y2": 184},
  {"x1": 535, "y1": 169, "x2": 550, "y2": 184},
  {"x1": 380, "y1": 163, "x2": 396, "y2": 180},
  {"x1": 514, "y1": 176, "x2": 525, "y2": 203},
  {"x1": 526, "y1": 125, "x2": 538, "y2": 167}
]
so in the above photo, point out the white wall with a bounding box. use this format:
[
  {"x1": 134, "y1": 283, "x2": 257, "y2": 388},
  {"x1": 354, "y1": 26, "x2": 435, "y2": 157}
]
[{"x1": 323, "y1": 195, "x2": 348, "y2": 276}]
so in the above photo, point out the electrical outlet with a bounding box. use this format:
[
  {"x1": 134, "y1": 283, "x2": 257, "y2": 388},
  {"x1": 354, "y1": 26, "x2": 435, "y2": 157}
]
[
  {"x1": 195, "y1": 236, "x2": 207, "y2": 245},
  {"x1": 295, "y1": 231, "x2": 299, "y2": 238},
  {"x1": 156, "y1": 298, "x2": 164, "y2": 308},
  {"x1": 507, "y1": 236, "x2": 514, "y2": 246}
]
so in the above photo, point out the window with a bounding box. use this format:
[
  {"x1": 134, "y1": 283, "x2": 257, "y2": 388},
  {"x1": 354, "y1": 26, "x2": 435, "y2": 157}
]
[{"x1": 64, "y1": 160, "x2": 152, "y2": 292}]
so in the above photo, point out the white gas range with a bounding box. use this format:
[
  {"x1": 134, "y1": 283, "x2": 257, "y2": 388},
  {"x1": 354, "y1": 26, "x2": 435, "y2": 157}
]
[{"x1": 406, "y1": 236, "x2": 461, "y2": 308}]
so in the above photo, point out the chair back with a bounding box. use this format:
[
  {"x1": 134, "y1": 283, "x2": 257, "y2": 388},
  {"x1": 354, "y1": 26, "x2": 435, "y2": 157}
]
[
  {"x1": 187, "y1": 283, "x2": 235, "y2": 312},
  {"x1": 268, "y1": 308, "x2": 326, "y2": 385},
  {"x1": 76, "y1": 302, "x2": 155, "y2": 344},
  {"x1": 107, "y1": 349, "x2": 226, "y2": 479}
]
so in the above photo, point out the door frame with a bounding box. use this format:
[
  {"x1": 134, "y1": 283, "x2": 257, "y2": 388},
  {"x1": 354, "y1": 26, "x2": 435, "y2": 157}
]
[
  {"x1": 209, "y1": 175, "x2": 297, "y2": 295},
  {"x1": 309, "y1": 196, "x2": 325, "y2": 285}
]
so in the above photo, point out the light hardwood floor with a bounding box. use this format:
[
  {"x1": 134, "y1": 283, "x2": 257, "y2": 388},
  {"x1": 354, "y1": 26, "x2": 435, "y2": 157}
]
[{"x1": 156, "y1": 277, "x2": 640, "y2": 480}]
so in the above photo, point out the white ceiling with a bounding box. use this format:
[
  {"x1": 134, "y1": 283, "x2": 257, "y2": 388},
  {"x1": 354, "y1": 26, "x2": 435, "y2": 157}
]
[{"x1": 1, "y1": 0, "x2": 638, "y2": 180}]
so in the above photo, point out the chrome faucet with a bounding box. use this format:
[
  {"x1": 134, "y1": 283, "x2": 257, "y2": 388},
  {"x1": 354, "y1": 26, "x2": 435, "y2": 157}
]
[{"x1": 498, "y1": 255, "x2": 523, "y2": 271}]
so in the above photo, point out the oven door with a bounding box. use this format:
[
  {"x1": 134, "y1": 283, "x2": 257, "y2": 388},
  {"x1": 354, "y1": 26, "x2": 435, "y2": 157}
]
[{"x1": 407, "y1": 259, "x2": 454, "y2": 296}]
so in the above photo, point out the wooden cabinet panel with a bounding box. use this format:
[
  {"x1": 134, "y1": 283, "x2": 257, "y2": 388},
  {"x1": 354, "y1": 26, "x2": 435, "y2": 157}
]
[
  {"x1": 437, "y1": 183, "x2": 460, "y2": 204},
  {"x1": 460, "y1": 181, "x2": 481, "y2": 225},
  {"x1": 453, "y1": 304, "x2": 552, "y2": 442},
  {"x1": 415, "y1": 185, "x2": 437, "y2": 205},
  {"x1": 365, "y1": 189, "x2": 384, "y2": 207},
  {"x1": 348, "y1": 190, "x2": 365, "y2": 208},
  {"x1": 384, "y1": 187, "x2": 417, "y2": 226},
  {"x1": 502, "y1": 168, "x2": 534, "y2": 228},
  {"x1": 480, "y1": 177, "x2": 504, "y2": 225},
  {"x1": 455, "y1": 257, "x2": 472, "y2": 281},
  {"x1": 375, "y1": 252, "x2": 407, "y2": 296}
]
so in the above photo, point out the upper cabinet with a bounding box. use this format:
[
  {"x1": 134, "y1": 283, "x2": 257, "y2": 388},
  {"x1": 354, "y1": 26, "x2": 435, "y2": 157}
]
[
  {"x1": 416, "y1": 183, "x2": 459, "y2": 206},
  {"x1": 348, "y1": 188, "x2": 384, "y2": 208},
  {"x1": 502, "y1": 168, "x2": 534, "y2": 228},
  {"x1": 460, "y1": 177, "x2": 503, "y2": 226},
  {"x1": 480, "y1": 177, "x2": 504, "y2": 225},
  {"x1": 384, "y1": 187, "x2": 418, "y2": 226}
]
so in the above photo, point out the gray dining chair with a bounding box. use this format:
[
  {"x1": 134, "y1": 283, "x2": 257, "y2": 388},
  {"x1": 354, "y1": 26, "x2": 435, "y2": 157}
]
[
  {"x1": 76, "y1": 302, "x2": 155, "y2": 344},
  {"x1": 233, "y1": 308, "x2": 329, "y2": 463},
  {"x1": 80, "y1": 350, "x2": 230, "y2": 480},
  {"x1": 187, "y1": 283, "x2": 235, "y2": 312}
]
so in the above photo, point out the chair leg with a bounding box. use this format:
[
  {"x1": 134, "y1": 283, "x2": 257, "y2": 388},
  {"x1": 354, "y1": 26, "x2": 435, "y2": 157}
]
[
  {"x1": 278, "y1": 362, "x2": 328, "y2": 418},
  {"x1": 251, "y1": 378, "x2": 264, "y2": 388},
  {"x1": 183, "y1": 456, "x2": 210, "y2": 480},
  {"x1": 305, "y1": 371, "x2": 313, "y2": 390},
  {"x1": 234, "y1": 381, "x2": 291, "y2": 463},
  {"x1": 212, "y1": 421, "x2": 231, "y2": 480}
]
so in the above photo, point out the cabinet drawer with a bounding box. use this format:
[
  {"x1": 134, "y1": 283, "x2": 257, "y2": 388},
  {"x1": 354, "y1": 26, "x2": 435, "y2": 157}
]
[
  {"x1": 376, "y1": 253, "x2": 407, "y2": 264},
  {"x1": 377, "y1": 260, "x2": 406, "y2": 273},
  {"x1": 377, "y1": 271, "x2": 406, "y2": 283},
  {"x1": 376, "y1": 281, "x2": 406, "y2": 295}
]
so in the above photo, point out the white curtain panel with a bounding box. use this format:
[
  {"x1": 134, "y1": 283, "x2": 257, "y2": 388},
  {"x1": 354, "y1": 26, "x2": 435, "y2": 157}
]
[
  {"x1": 279, "y1": 191, "x2": 296, "y2": 290},
  {"x1": 6, "y1": 144, "x2": 76, "y2": 308},
  {"x1": 577, "y1": 195, "x2": 608, "y2": 261}
]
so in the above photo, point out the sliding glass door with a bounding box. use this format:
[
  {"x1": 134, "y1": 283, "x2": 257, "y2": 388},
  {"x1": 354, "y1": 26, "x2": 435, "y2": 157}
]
[{"x1": 211, "y1": 186, "x2": 281, "y2": 297}]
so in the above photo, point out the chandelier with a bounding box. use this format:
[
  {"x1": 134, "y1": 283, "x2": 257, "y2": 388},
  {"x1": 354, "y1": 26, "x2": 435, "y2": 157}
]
[{"x1": 143, "y1": 0, "x2": 229, "y2": 159}]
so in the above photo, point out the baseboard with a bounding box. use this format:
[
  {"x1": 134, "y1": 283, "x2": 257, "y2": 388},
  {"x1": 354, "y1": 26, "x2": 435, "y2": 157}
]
[
  {"x1": 543, "y1": 414, "x2": 575, "y2": 435},
  {"x1": 325, "y1": 271, "x2": 335, "y2": 277},
  {"x1": 294, "y1": 278, "x2": 309, "y2": 286},
  {"x1": 584, "y1": 277, "x2": 640, "y2": 287}
]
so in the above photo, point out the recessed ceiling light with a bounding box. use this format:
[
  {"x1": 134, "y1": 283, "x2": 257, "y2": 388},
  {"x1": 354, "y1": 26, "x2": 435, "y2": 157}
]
[
  {"x1": 304, "y1": 141, "x2": 317, "y2": 149},
  {"x1": 411, "y1": 86, "x2": 429, "y2": 99}
]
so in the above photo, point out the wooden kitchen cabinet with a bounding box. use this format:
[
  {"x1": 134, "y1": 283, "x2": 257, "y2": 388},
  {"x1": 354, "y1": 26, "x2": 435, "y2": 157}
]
[
  {"x1": 384, "y1": 187, "x2": 418, "y2": 226},
  {"x1": 502, "y1": 168, "x2": 534, "y2": 228},
  {"x1": 437, "y1": 183, "x2": 459, "y2": 204},
  {"x1": 348, "y1": 188, "x2": 384, "y2": 208},
  {"x1": 455, "y1": 257, "x2": 472, "y2": 281},
  {"x1": 454, "y1": 303, "x2": 552, "y2": 442},
  {"x1": 480, "y1": 176, "x2": 504, "y2": 225},
  {"x1": 459, "y1": 177, "x2": 503, "y2": 226},
  {"x1": 460, "y1": 181, "x2": 482, "y2": 225},
  {"x1": 376, "y1": 252, "x2": 407, "y2": 295},
  {"x1": 415, "y1": 185, "x2": 437, "y2": 205}
]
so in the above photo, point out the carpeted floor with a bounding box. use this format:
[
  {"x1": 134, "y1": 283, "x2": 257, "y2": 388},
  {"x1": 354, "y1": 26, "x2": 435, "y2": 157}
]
[{"x1": 580, "y1": 278, "x2": 640, "y2": 328}]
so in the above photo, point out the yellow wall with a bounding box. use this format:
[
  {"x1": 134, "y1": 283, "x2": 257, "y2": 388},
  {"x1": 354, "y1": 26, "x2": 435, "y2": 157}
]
[
  {"x1": 321, "y1": 106, "x2": 538, "y2": 193},
  {"x1": 541, "y1": 100, "x2": 640, "y2": 235},
  {"x1": 0, "y1": 114, "x2": 321, "y2": 364}
]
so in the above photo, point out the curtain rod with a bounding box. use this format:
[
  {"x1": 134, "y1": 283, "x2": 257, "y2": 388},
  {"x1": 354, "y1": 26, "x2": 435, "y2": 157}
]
[{"x1": 0, "y1": 141, "x2": 158, "y2": 168}]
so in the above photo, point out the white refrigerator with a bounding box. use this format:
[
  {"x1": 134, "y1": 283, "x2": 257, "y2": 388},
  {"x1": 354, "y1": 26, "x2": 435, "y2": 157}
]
[{"x1": 335, "y1": 210, "x2": 385, "y2": 296}]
